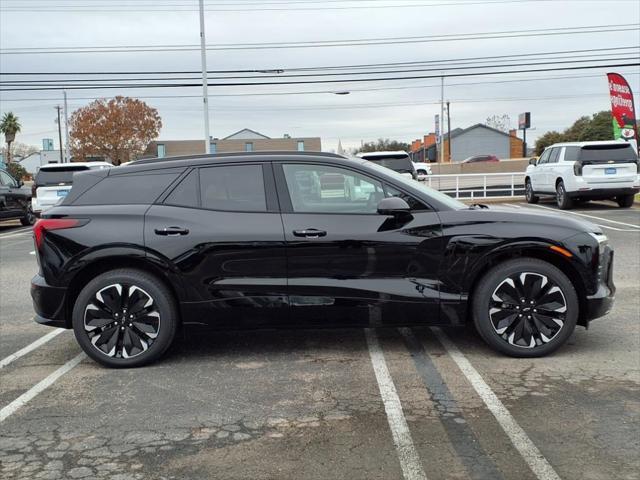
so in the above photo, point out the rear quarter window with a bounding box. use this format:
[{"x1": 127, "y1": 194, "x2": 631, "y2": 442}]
[{"x1": 73, "y1": 171, "x2": 180, "y2": 205}]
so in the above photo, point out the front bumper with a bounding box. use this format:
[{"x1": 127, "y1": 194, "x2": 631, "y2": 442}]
[
  {"x1": 583, "y1": 247, "x2": 615, "y2": 323},
  {"x1": 31, "y1": 273, "x2": 69, "y2": 329}
]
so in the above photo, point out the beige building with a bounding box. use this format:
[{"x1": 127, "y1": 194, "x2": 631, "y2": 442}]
[{"x1": 144, "y1": 128, "x2": 322, "y2": 158}]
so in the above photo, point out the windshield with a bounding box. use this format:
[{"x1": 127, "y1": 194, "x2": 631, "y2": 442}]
[
  {"x1": 360, "y1": 154, "x2": 414, "y2": 173},
  {"x1": 362, "y1": 160, "x2": 466, "y2": 210}
]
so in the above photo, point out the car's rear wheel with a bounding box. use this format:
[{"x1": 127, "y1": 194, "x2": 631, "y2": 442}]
[
  {"x1": 525, "y1": 179, "x2": 539, "y2": 204},
  {"x1": 472, "y1": 258, "x2": 578, "y2": 357},
  {"x1": 616, "y1": 194, "x2": 635, "y2": 208},
  {"x1": 556, "y1": 181, "x2": 573, "y2": 210},
  {"x1": 72, "y1": 269, "x2": 178, "y2": 368},
  {"x1": 20, "y1": 206, "x2": 36, "y2": 226}
]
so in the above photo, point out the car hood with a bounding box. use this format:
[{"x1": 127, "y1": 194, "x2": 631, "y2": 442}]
[{"x1": 455, "y1": 205, "x2": 602, "y2": 238}]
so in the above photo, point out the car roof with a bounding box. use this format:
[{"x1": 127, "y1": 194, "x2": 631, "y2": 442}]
[
  {"x1": 547, "y1": 140, "x2": 632, "y2": 148},
  {"x1": 38, "y1": 162, "x2": 112, "y2": 170},
  {"x1": 356, "y1": 151, "x2": 409, "y2": 158},
  {"x1": 117, "y1": 151, "x2": 355, "y2": 174}
]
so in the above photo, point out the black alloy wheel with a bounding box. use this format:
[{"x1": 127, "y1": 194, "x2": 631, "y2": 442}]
[
  {"x1": 525, "y1": 179, "x2": 539, "y2": 204},
  {"x1": 472, "y1": 258, "x2": 578, "y2": 357},
  {"x1": 73, "y1": 269, "x2": 177, "y2": 368}
]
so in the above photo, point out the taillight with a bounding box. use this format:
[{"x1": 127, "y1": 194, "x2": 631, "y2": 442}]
[
  {"x1": 33, "y1": 218, "x2": 84, "y2": 249},
  {"x1": 573, "y1": 162, "x2": 583, "y2": 176},
  {"x1": 31, "y1": 184, "x2": 37, "y2": 197}
]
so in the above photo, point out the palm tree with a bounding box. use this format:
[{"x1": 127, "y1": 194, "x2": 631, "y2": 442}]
[{"x1": 1, "y1": 112, "x2": 22, "y2": 163}]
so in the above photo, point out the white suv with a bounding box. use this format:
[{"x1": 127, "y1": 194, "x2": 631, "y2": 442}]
[
  {"x1": 32, "y1": 162, "x2": 112, "y2": 215},
  {"x1": 525, "y1": 141, "x2": 639, "y2": 209}
]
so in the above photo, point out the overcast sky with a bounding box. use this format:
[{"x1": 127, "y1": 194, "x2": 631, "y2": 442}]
[{"x1": 1, "y1": 0, "x2": 639, "y2": 153}]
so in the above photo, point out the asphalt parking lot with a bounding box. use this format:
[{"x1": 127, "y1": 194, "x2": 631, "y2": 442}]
[{"x1": 1, "y1": 199, "x2": 638, "y2": 480}]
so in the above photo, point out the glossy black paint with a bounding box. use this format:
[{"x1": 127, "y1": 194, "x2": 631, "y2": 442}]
[
  {"x1": 0, "y1": 168, "x2": 31, "y2": 221},
  {"x1": 31, "y1": 152, "x2": 614, "y2": 331}
]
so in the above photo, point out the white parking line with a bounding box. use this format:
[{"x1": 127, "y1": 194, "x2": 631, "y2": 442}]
[
  {"x1": 0, "y1": 352, "x2": 85, "y2": 423},
  {"x1": 0, "y1": 229, "x2": 32, "y2": 240},
  {"x1": 529, "y1": 204, "x2": 640, "y2": 229},
  {"x1": 0, "y1": 329, "x2": 66, "y2": 369},
  {"x1": 365, "y1": 328, "x2": 428, "y2": 480},
  {"x1": 431, "y1": 328, "x2": 561, "y2": 480}
]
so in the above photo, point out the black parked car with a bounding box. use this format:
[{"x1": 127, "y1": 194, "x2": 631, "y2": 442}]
[
  {"x1": 0, "y1": 167, "x2": 35, "y2": 225},
  {"x1": 31, "y1": 152, "x2": 615, "y2": 367}
]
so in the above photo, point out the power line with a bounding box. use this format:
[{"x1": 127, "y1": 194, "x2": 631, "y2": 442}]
[
  {"x1": 2, "y1": 61, "x2": 638, "y2": 91},
  {"x1": 3, "y1": 46, "x2": 636, "y2": 76},
  {"x1": 2, "y1": 24, "x2": 637, "y2": 54},
  {"x1": 2, "y1": 55, "x2": 637, "y2": 85},
  {"x1": 0, "y1": 0, "x2": 567, "y2": 13}
]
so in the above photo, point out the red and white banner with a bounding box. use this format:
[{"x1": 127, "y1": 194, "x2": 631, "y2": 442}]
[{"x1": 607, "y1": 73, "x2": 638, "y2": 153}]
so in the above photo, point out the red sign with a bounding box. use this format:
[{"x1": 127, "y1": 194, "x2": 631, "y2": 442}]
[{"x1": 607, "y1": 73, "x2": 638, "y2": 151}]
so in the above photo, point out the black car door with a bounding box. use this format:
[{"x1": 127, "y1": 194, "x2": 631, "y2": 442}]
[
  {"x1": 144, "y1": 162, "x2": 288, "y2": 328},
  {"x1": 0, "y1": 170, "x2": 22, "y2": 218},
  {"x1": 274, "y1": 161, "x2": 443, "y2": 326}
]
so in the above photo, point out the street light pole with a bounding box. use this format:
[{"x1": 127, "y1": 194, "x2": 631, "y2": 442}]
[
  {"x1": 63, "y1": 90, "x2": 70, "y2": 162},
  {"x1": 199, "y1": 0, "x2": 211, "y2": 154},
  {"x1": 440, "y1": 76, "x2": 445, "y2": 163},
  {"x1": 55, "y1": 105, "x2": 63, "y2": 163}
]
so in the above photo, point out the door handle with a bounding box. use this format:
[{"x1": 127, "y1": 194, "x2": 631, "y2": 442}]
[
  {"x1": 155, "y1": 226, "x2": 189, "y2": 236},
  {"x1": 293, "y1": 228, "x2": 327, "y2": 238}
]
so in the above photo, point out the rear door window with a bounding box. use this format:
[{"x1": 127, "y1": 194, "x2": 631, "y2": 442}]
[
  {"x1": 164, "y1": 170, "x2": 199, "y2": 208},
  {"x1": 548, "y1": 148, "x2": 560, "y2": 164},
  {"x1": 199, "y1": 164, "x2": 267, "y2": 212},
  {"x1": 74, "y1": 172, "x2": 180, "y2": 205}
]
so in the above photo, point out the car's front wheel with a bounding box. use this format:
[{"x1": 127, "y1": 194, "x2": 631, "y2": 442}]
[
  {"x1": 472, "y1": 258, "x2": 578, "y2": 357},
  {"x1": 72, "y1": 269, "x2": 178, "y2": 368},
  {"x1": 616, "y1": 194, "x2": 635, "y2": 208},
  {"x1": 525, "y1": 179, "x2": 539, "y2": 204}
]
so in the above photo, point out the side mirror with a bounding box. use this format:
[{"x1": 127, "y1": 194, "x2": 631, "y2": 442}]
[
  {"x1": 528, "y1": 157, "x2": 537, "y2": 166},
  {"x1": 377, "y1": 197, "x2": 411, "y2": 216},
  {"x1": 17, "y1": 179, "x2": 24, "y2": 187}
]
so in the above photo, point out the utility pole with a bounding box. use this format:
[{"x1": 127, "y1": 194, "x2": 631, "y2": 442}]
[
  {"x1": 55, "y1": 106, "x2": 63, "y2": 163},
  {"x1": 199, "y1": 0, "x2": 211, "y2": 154},
  {"x1": 63, "y1": 91, "x2": 70, "y2": 162},
  {"x1": 439, "y1": 76, "x2": 445, "y2": 163},
  {"x1": 446, "y1": 100, "x2": 451, "y2": 160}
]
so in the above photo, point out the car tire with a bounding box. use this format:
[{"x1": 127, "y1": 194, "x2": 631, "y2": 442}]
[
  {"x1": 525, "y1": 179, "x2": 539, "y2": 204},
  {"x1": 72, "y1": 269, "x2": 178, "y2": 368},
  {"x1": 556, "y1": 181, "x2": 573, "y2": 210},
  {"x1": 472, "y1": 258, "x2": 578, "y2": 357},
  {"x1": 616, "y1": 194, "x2": 635, "y2": 208},
  {"x1": 20, "y1": 206, "x2": 36, "y2": 226}
]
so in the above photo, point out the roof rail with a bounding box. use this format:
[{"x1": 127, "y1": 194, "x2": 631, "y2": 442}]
[{"x1": 130, "y1": 150, "x2": 345, "y2": 166}]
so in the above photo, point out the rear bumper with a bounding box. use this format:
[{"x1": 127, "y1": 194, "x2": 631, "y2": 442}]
[
  {"x1": 567, "y1": 187, "x2": 639, "y2": 199},
  {"x1": 31, "y1": 273, "x2": 70, "y2": 329}
]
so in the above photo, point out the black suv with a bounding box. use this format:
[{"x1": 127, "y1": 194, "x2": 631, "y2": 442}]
[
  {"x1": 0, "y1": 167, "x2": 35, "y2": 225},
  {"x1": 31, "y1": 152, "x2": 615, "y2": 367}
]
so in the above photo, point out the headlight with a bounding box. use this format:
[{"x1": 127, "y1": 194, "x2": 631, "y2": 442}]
[{"x1": 589, "y1": 232, "x2": 608, "y2": 246}]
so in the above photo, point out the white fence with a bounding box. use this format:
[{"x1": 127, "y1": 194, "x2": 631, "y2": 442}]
[{"x1": 421, "y1": 172, "x2": 526, "y2": 199}]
